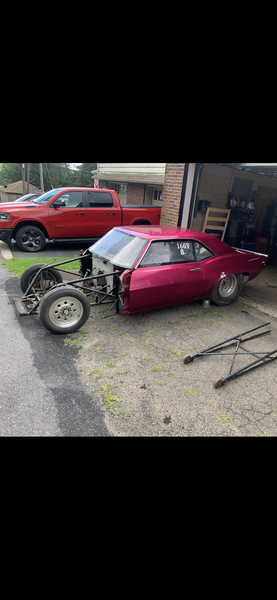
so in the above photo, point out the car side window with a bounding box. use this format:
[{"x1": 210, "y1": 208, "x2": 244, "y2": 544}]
[
  {"x1": 87, "y1": 191, "x2": 114, "y2": 207},
  {"x1": 140, "y1": 240, "x2": 195, "y2": 267},
  {"x1": 194, "y1": 242, "x2": 214, "y2": 262},
  {"x1": 58, "y1": 191, "x2": 83, "y2": 208}
]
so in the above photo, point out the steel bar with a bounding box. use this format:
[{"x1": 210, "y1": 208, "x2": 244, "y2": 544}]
[
  {"x1": 219, "y1": 349, "x2": 277, "y2": 384},
  {"x1": 190, "y1": 323, "x2": 271, "y2": 359},
  {"x1": 228, "y1": 338, "x2": 240, "y2": 376}
]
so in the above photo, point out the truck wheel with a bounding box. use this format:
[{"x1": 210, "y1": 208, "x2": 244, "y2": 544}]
[
  {"x1": 20, "y1": 264, "x2": 63, "y2": 294},
  {"x1": 38, "y1": 286, "x2": 91, "y2": 334},
  {"x1": 15, "y1": 225, "x2": 46, "y2": 252}
]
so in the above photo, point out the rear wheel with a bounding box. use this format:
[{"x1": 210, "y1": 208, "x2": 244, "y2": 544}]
[
  {"x1": 20, "y1": 263, "x2": 63, "y2": 294},
  {"x1": 208, "y1": 274, "x2": 243, "y2": 306},
  {"x1": 38, "y1": 286, "x2": 91, "y2": 333},
  {"x1": 15, "y1": 225, "x2": 46, "y2": 252}
]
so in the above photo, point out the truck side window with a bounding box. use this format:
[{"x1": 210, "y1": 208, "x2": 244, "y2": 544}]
[
  {"x1": 58, "y1": 191, "x2": 83, "y2": 208},
  {"x1": 87, "y1": 191, "x2": 114, "y2": 207}
]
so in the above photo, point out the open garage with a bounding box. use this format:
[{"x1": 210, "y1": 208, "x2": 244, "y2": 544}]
[{"x1": 188, "y1": 163, "x2": 277, "y2": 264}]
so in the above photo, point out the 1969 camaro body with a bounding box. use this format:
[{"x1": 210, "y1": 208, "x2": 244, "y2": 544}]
[
  {"x1": 85, "y1": 225, "x2": 267, "y2": 314},
  {"x1": 16, "y1": 225, "x2": 268, "y2": 333}
]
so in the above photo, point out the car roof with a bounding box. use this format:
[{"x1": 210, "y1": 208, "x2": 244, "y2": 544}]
[{"x1": 115, "y1": 225, "x2": 235, "y2": 255}]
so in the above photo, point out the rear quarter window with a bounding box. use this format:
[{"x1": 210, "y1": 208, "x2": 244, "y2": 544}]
[{"x1": 194, "y1": 242, "x2": 214, "y2": 262}]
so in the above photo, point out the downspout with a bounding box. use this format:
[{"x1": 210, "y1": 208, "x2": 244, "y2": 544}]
[{"x1": 177, "y1": 163, "x2": 190, "y2": 227}]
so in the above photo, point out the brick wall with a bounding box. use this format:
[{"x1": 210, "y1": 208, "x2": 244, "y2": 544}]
[
  {"x1": 160, "y1": 163, "x2": 186, "y2": 226},
  {"x1": 127, "y1": 183, "x2": 145, "y2": 204}
]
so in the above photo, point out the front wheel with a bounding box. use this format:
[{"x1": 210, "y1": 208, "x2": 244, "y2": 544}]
[
  {"x1": 208, "y1": 274, "x2": 244, "y2": 306},
  {"x1": 38, "y1": 286, "x2": 91, "y2": 333},
  {"x1": 15, "y1": 225, "x2": 46, "y2": 252}
]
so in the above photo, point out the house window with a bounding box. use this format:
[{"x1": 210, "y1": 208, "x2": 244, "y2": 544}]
[
  {"x1": 152, "y1": 187, "x2": 163, "y2": 205},
  {"x1": 110, "y1": 182, "x2": 127, "y2": 204}
]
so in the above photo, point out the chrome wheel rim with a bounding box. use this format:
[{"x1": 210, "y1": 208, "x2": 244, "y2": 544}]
[
  {"x1": 218, "y1": 275, "x2": 237, "y2": 298},
  {"x1": 48, "y1": 295, "x2": 84, "y2": 328}
]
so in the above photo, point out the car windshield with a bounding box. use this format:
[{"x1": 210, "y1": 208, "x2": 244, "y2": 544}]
[
  {"x1": 33, "y1": 189, "x2": 63, "y2": 205},
  {"x1": 89, "y1": 229, "x2": 148, "y2": 269},
  {"x1": 15, "y1": 194, "x2": 37, "y2": 202}
]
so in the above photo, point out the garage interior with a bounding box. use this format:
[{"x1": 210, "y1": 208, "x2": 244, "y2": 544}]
[
  {"x1": 190, "y1": 163, "x2": 277, "y2": 264},
  {"x1": 188, "y1": 163, "x2": 277, "y2": 316}
]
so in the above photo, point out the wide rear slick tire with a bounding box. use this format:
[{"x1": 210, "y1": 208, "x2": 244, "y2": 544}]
[
  {"x1": 208, "y1": 274, "x2": 244, "y2": 306},
  {"x1": 38, "y1": 286, "x2": 91, "y2": 334}
]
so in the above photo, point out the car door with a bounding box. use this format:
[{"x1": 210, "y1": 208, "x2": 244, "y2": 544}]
[
  {"x1": 129, "y1": 239, "x2": 203, "y2": 313},
  {"x1": 85, "y1": 190, "x2": 121, "y2": 238},
  {"x1": 48, "y1": 190, "x2": 91, "y2": 238}
]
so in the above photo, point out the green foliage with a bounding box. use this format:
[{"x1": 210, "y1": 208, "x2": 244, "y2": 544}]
[
  {"x1": 1, "y1": 256, "x2": 80, "y2": 276},
  {"x1": 0, "y1": 162, "x2": 97, "y2": 192}
]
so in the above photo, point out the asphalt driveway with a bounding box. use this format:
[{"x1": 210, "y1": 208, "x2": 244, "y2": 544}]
[{"x1": 1, "y1": 239, "x2": 277, "y2": 436}]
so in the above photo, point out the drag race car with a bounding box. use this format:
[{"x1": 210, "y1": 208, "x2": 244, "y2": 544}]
[{"x1": 14, "y1": 225, "x2": 268, "y2": 333}]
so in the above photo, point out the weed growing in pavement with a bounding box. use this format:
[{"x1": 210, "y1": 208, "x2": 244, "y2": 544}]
[
  {"x1": 171, "y1": 349, "x2": 183, "y2": 356},
  {"x1": 117, "y1": 369, "x2": 127, "y2": 374},
  {"x1": 64, "y1": 336, "x2": 87, "y2": 345},
  {"x1": 151, "y1": 365, "x2": 162, "y2": 372},
  {"x1": 108, "y1": 324, "x2": 117, "y2": 330},
  {"x1": 143, "y1": 340, "x2": 151, "y2": 345},
  {"x1": 219, "y1": 412, "x2": 231, "y2": 422},
  {"x1": 118, "y1": 351, "x2": 127, "y2": 356},
  {"x1": 184, "y1": 387, "x2": 200, "y2": 396},
  {"x1": 143, "y1": 355, "x2": 151, "y2": 361},
  {"x1": 100, "y1": 383, "x2": 123, "y2": 409},
  {"x1": 148, "y1": 329, "x2": 157, "y2": 334},
  {"x1": 105, "y1": 360, "x2": 115, "y2": 367},
  {"x1": 127, "y1": 337, "x2": 136, "y2": 342},
  {"x1": 95, "y1": 346, "x2": 101, "y2": 351}
]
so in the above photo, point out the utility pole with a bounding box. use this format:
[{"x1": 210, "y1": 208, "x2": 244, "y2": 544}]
[
  {"x1": 22, "y1": 163, "x2": 26, "y2": 195},
  {"x1": 39, "y1": 163, "x2": 44, "y2": 193},
  {"x1": 27, "y1": 163, "x2": 31, "y2": 194}
]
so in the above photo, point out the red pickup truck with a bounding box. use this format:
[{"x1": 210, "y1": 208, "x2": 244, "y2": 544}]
[{"x1": 0, "y1": 187, "x2": 161, "y2": 252}]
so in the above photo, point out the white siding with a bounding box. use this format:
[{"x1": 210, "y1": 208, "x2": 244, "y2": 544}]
[{"x1": 98, "y1": 163, "x2": 166, "y2": 174}]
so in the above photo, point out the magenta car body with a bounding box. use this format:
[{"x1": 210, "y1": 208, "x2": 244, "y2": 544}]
[{"x1": 88, "y1": 225, "x2": 268, "y2": 313}]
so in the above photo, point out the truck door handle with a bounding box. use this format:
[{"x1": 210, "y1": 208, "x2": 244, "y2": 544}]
[
  {"x1": 76, "y1": 212, "x2": 84, "y2": 215},
  {"x1": 190, "y1": 267, "x2": 201, "y2": 271},
  {"x1": 108, "y1": 212, "x2": 116, "y2": 215}
]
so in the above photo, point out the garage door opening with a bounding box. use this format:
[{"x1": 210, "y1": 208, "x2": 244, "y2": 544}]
[{"x1": 189, "y1": 163, "x2": 277, "y2": 265}]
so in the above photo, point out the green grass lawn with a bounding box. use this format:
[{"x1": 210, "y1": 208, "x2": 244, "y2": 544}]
[{"x1": 1, "y1": 256, "x2": 80, "y2": 277}]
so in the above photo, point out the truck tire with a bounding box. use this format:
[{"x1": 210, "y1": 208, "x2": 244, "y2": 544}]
[
  {"x1": 15, "y1": 225, "x2": 46, "y2": 252},
  {"x1": 20, "y1": 263, "x2": 63, "y2": 294},
  {"x1": 38, "y1": 285, "x2": 91, "y2": 334}
]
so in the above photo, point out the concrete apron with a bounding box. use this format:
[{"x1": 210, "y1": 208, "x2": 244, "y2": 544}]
[{"x1": 239, "y1": 264, "x2": 277, "y2": 320}]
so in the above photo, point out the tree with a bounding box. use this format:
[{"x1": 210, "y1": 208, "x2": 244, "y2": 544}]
[{"x1": 0, "y1": 162, "x2": 97, "y2": 191}]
